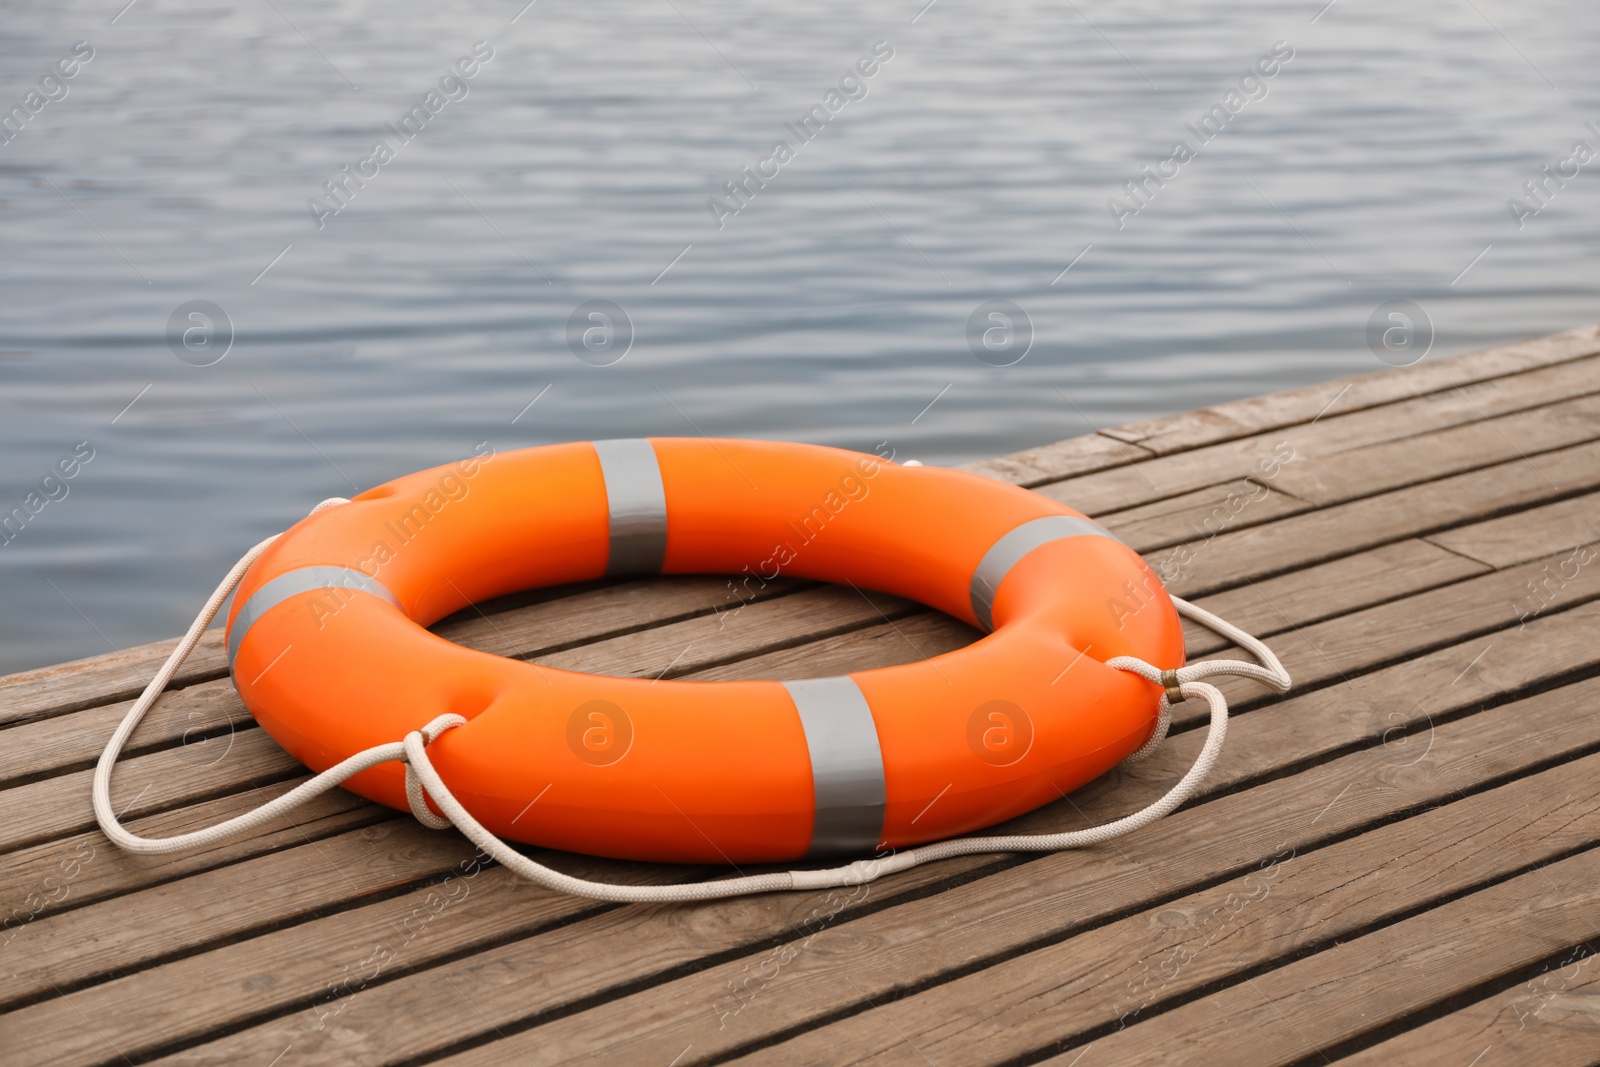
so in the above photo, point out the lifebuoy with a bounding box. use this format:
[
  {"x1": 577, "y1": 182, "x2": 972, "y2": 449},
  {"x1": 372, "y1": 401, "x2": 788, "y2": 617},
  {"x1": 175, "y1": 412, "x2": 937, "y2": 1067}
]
[{"x1": 223, "y1": 439, "x2": 1184, "y2": 864}]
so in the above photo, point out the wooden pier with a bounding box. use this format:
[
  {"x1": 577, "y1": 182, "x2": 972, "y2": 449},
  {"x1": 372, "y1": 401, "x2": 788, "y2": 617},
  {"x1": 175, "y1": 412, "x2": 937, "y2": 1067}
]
[{"x1": 4, "y1": 324, "x2": 1600, "y2": 1065}]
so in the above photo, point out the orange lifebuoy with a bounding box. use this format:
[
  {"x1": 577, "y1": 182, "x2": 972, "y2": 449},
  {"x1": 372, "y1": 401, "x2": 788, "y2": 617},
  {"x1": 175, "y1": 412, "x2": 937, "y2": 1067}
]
[{"x1": 225, "y1": 439, "x2": 1184, "y2": 864}]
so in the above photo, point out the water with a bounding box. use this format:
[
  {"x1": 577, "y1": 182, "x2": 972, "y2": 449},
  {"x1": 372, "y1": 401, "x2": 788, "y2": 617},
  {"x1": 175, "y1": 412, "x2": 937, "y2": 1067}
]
[{"x1": 2, "y1": 0, "x2": 1597, "y2": 674}]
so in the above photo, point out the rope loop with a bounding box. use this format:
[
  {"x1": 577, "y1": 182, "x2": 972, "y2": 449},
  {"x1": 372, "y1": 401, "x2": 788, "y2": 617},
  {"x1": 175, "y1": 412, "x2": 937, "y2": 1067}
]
[
  {"x1": 92, "y1": 499, "x2": 1292, "y2": 902},
  {"x1": 402, "y1": 714, "x2": 468, "y2": 830}
]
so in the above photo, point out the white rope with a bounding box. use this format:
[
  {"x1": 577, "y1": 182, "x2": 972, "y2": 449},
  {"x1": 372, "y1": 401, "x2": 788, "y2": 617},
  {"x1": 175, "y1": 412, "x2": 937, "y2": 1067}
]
[
  {"x1": 92, "y1": 501, "x2": 1291, "y2": 901},
  {"x1": 90, "y1": 498, "x2": 349, "y2": 856}
]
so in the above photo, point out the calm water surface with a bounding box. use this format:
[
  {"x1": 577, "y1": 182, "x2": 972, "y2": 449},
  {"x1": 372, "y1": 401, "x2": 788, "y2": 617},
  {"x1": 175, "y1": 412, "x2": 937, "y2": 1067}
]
[{"x1": 2, "y1": 0, "x2": 1597, "y2": 672}]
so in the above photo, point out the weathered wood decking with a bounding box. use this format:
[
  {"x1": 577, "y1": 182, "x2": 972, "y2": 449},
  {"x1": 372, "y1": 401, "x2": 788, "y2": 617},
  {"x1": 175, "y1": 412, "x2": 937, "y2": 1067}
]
[{"x1": 4, "y1": 325, "x2": 1600, "y2": 1065}]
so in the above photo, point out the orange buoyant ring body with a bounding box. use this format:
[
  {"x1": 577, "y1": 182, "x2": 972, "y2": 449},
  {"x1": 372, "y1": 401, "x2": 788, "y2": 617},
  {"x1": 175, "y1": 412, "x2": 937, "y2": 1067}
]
[{"x1": 225, "y1": 439, "x2": 1184, "y2": 864}]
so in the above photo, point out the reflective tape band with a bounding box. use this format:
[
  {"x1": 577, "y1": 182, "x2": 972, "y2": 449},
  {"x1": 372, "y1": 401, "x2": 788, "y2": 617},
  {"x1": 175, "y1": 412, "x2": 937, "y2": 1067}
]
[
  {"x1": 593, "y1": 438, "x2": 668, "y2": 576},
  {"x1": 227, "y1": 566, "x2": 402, "y2": 670},
  {"x1": 969, "y1": 515, "x2": 1122, "y2": 632},
  {"x1": 783, "y1": 676, "x2": 887, "y2": 859}
]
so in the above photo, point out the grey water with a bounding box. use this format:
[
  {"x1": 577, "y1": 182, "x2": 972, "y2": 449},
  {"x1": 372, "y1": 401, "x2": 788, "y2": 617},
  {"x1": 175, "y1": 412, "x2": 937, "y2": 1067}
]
[{"x1": 2, "y1": 0, "x2": 1597, "y2": 674}]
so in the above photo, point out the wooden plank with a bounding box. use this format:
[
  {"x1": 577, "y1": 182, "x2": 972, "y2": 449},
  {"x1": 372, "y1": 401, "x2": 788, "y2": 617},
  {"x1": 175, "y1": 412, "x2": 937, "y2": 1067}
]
[
  {"x1": 1098, "y1": 323, "x2": 1600, "y2": 456},
  {"x1": 1162, "y1": 540, "x2": 1600, "y2": 734},
  {"x1": 0, "y1": 729, "x2": 305, "y2": 855},
  {"x1": 0, "y1": 677, "x2": 249, "y2": 791},
  {"x1": 0, "y1": 841, "x2": 978, "y2": 1067},
  {"x1": 1033, "y1": 349, "x2": 1600, "y2": 515},
  {"x1": 1268, "y1": 389, "x2": 1600, "y2": 506},
  {"x1": 82, "y1": 601, "x2": 1600, "y2": 1067},
  {"x1": 0, "y1": 630, "x2": 230, "y2": 731},
  {"x1": 970, "y1": 324, "x2": 1600, "y2": 484},
  {"x1": 1183, "y1": 538, "x2": 1487, "y2": 656},
  {"x1": 1162, "y1": 439, "x2": 1600, "y2": 599},
  {"x1": 426, "y1": 574, "x2": 802, "y2": 662},
  {"x1": 0, "y1": 783, "x2": 375, "y2": 935},
  {"x1": 1098, "y1": 479, "x2": 1312, "y2": 553},
  {"x1": 1051, "y1": 849, "x2": 1600, "y2": 1066},
  {"x1": 1336, "y1": 950, "x2": 1600, "y2": 1067},
  {"x1": 535, "y1": 585, "x2": 913, "y2": 680},
  {"x1": 1093, "y1": 594, "x2": 1600, "y2": 826},
  {"x1": 0, "y1": 863, "x2": 617, "y2": 1067},
  {"x1": 1427, "y1": 492, "x2": 1600, "y2": 568},
  {"x1": 700, "y1": 750, "x2": 1600, "y2": 1067},
  {"x1": 958, "y1": 432, "x2": 1153, "y2": 486},
  {"x1": 1399, "y1": 487, "x2": 1600, "y2": 574},
  {"x1": 132, "y1": 662, "x2": 1600, "y2": 1067},
  {"x1": 692, "y1": 611, "x2": 978, "y2": 682},
  {"x1": 1, "y1": 819, "x2": 475, "y2": 1010}
]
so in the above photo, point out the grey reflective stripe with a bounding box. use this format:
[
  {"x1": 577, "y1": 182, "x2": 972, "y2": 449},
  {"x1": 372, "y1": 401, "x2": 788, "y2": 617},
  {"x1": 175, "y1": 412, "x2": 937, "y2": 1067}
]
[
  {"x1": 227, "y1": 566, "x2": 402, "y2": 669},
  {"x1": 969, "y1": 515, "x2": 1122, "y2": 632},
  {"x1": 783, "y1": 676, "x2": 886, "y2": 858},
  {"x1": 593, "y1": 438, "x2": 668, "y2": 576}
]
